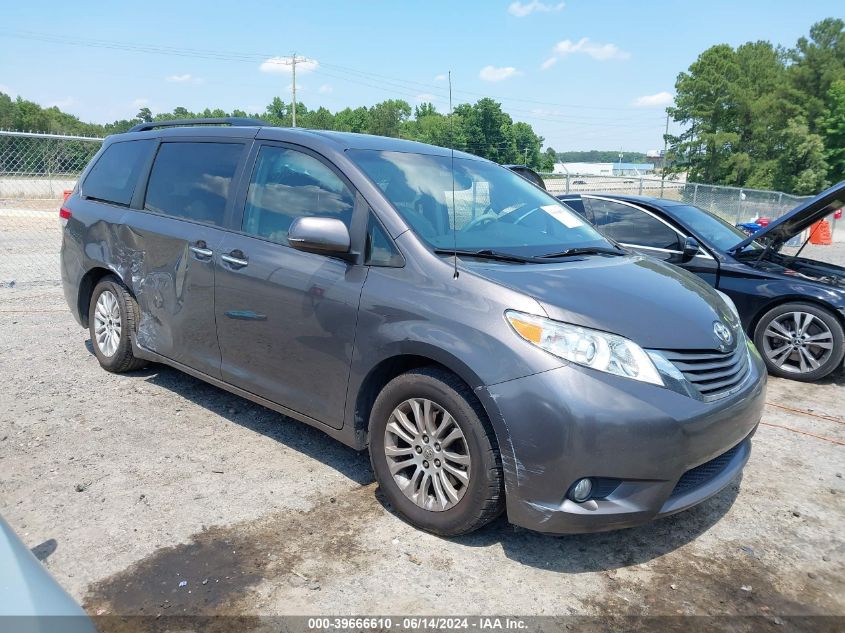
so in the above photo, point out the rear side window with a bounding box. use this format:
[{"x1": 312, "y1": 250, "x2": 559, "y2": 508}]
[
  {"x1": 144, "y1": 142, "x2": 243, "y2": 226},
  {"x1": 242, "y1": 145, "x2": 355, "y2": 245},
  {"x1": 81, "y1": 140, "x2": 154, "y2": 207}
]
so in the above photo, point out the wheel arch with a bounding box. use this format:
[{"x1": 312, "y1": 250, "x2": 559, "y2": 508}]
[
  {"x1": 78, "y1": 267, "x2": 114, "y2": 328},
  {"x1": 350, "y1": 346, "x2": 491, "y2": 449}
]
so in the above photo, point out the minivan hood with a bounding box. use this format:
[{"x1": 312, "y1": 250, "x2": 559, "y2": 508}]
[
  {"x1": 467, "y1": 254, "x2": 735, "y2": 350},
  {"x1": 731, "y1": 179, "x2": 845, "y2": 251}
]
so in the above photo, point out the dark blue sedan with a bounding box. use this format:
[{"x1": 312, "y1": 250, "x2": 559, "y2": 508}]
[{"x1": 558, "y1": 184, "x2": 845, "y2": 382}]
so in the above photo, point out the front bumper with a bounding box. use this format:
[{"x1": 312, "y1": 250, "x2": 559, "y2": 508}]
[{"x1": 477, "y1": 347, "x2": 766, "y2": 534}]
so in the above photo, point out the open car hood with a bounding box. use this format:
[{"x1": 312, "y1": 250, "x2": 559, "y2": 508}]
[{"x1": 730, "y1": 180, "x2": 845, "y2": 252}]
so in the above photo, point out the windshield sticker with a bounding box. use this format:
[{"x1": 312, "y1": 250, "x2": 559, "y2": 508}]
[{"x1": 542, "y1": 204, "x2": 585, "y2": 229}]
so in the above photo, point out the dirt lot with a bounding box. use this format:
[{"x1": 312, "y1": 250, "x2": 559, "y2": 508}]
[{"x1": 0, "y1": 220, "x2": 843, "y2": 628}]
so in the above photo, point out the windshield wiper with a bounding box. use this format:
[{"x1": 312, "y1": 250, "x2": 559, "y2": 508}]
[
  {"x1": 537, "y1": 246, "x2": 626, "y2": 259},
  {"x1": 433, "y1": 248, "x2": 541, "y2": 264}
]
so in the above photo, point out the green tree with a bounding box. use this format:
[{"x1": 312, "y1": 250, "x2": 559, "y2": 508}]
[
  {"x1": 788, "y1": 18, "x2": 845, "y2": 133},
  {"x1": 367, "y1": 99, "x2": 412, "y2": 137},
  {"x1": 772, "y1": 117, "x2": 829, "y2": 194},
  {"x1": 541, "y1": 147, "x2": 558, "y2": 172},
  {"x1": 822, "y1": 79, "x2": 845, "y2": 182},
  {"x1": 454, "y1": 98, "x2": 514, "y2": 162}
]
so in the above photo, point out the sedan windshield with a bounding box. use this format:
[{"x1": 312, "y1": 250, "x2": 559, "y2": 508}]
[
  {"x1": 348, "y1": 150, "x2": 612, "y2": 257},
  {"x1": 670, "y1": 204, "x2": 763, "y2": 252}
]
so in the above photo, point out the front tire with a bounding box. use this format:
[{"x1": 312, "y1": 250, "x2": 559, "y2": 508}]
[
  {"x1": 369, "y1": 367, "x2": 504, "y2": 536},
  {"x1": 753, "y1": 302, "x2": 844, "y2": 381},
  {"x1": 88, "y1": 275, "x2": 147, "y2": 373}
]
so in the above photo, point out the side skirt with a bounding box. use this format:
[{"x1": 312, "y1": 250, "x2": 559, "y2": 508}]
[{"x1": 132, "y1": 345, "x2": 365, "y2": 450}]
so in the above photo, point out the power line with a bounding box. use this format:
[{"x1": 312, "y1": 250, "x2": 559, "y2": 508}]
[{"x1": 0, "y1": 29, "x2": 670, "y2": 121}]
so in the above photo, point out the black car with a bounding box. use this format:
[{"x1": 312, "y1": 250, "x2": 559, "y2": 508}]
[
  {"x1": 558, "y1": 186, "x2": 845, "y2": 381},
  {"x1": 503, "y1": 164, "x2": 546, "y2": 190}
]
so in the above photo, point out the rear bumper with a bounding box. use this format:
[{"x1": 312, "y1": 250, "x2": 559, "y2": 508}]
[{"x1": 477, "y1": 346, "x2": 766, "y2": 534}]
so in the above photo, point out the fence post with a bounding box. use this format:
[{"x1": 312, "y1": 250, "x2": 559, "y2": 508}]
[
  {"x1": 565, "y1": 174, "x2": 570, "y2": 194},
  {"x1": 692, "y1": 183, "x2": 698, "y2": 205},
  {"x1": 638, "y1": 177, "x2": 643, "y2": 195}
]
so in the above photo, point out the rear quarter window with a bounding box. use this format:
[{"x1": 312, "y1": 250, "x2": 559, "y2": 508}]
[
  {"x1": 81, "y1": 140, "x2": 155, "y2": 207},
  {"x1": 144, "y1": 142, "x2": 244, "y2": 227}
]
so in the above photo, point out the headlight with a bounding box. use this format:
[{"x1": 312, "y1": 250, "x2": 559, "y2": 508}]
[
  {"x1": 716, "y1": 290, "x2": 741, "y2": 323},
  {"x1": 505, "y1": 311, "x2": 664, "y2": 386}
]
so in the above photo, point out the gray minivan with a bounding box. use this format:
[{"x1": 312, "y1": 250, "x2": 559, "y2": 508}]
[{"x1": 60, "y1": 119, "x2": 766, "y2": 536}]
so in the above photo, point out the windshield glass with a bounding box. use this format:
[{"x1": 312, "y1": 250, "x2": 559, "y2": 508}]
[
  {"x1": 670, "y1": 204, "x2": 763, "y2": 252},
  {"x1": 348, "y1": 150, "x2": 611, "y2": 256}
]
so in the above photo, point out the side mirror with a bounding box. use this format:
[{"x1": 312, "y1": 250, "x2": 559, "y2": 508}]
[
  {"x1": 288, "y1": 217, "x2": 351, "y2": 257},
  {"x1": 680, "y1": 236, "x2": 701, "y2": 263}
]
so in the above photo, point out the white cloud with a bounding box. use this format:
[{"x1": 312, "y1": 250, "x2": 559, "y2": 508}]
[
  {"x1": 633, "y1": 91, "x2": 674, "y2": 107},
  {"x1": 508, "y1": 1, "x2": 564, "y2": 17},
  {"x1": 415, "y1": 93, "x2": 439, "y2": 103},
  {"x1": 131, "y1": 98, "x2": 149, "y2": 109},
  {"x1": 541, "y1": 37, "x2": 631, "y2": 68},
  {"x1": 318, "y1": 83, "x2": 333, "y2": 94},
  {"x1": 479, "y1": 65, "x2": 522, "y2": 82},
  {"x1": 434, "y1": 74, "x2": 448, "y2": 82},
  {"x1": 0, "y1": 84, "x2": 14, "y2": 97},
  {"x1": 260, "y1": 56, "x2": 319, "y2": 74},
  {"x1": 166, "y1": 73, "x2": 204, "y2": 84}
]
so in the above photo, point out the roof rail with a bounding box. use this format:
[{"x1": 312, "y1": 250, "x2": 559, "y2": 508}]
[{"x1": 127, "y1": 117, "x2": 268, "y2": 133}]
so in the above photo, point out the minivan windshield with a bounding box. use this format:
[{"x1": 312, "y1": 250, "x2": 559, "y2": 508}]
[
  {"x1": 670, "y1": 204, "x2": 763, "y2": 253},
  {"x1": 349, "y1": 150, "x2": 613, "y2": 258}
]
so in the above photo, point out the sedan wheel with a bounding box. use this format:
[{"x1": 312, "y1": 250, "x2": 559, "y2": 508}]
[{"x1": 755, "y1": 302, "x2": 845, "y2": 382}]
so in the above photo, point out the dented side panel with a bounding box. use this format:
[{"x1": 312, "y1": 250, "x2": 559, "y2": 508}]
[{"x1": 118, "y1": 210, "x2": 227, "y2": 378}]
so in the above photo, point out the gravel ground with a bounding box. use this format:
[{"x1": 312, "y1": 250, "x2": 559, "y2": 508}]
[{"x1": 0, "y1": 216, "x2": 843, "y2": 628}]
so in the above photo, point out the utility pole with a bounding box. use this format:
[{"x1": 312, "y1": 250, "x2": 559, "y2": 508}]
[
  {"x1": 660, "y1": 111, "x2": 669, "y2": 198},
  {"x1": 291, "y1": 53, "x2": 297, "y2": 128}
]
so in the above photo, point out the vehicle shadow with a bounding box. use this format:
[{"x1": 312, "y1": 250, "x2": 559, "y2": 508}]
[
  {"x1": 133, "y1": 363, "x2": 375, "y2": 486},
  {"x1": 96, "y1": 347, "x2": 743, "y2": 573}
]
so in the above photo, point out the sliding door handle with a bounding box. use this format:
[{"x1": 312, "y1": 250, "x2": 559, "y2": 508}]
[{"x1": 221, "y1": 252, "x2": 249, "y2": 268}]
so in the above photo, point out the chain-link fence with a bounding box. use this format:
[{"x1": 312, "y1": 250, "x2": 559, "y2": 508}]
[
  {"x1": 0, "y1": 130, "x2": 103, "y2": 288},
  {"x1": 540, "y1": 173, "x2": 808, "y2": 226},
  {"x1": 0, "y1": 130, "x2": 819, "y2": 290}
]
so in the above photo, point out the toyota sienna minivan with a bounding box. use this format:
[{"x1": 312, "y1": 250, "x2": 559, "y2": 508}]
[{"x1": 60, "y1": 119, "x2": 766, "y2": 536}]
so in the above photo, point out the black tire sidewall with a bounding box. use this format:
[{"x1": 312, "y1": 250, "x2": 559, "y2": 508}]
[
  {"x1": 754, "y1": 302, "x2": 845, "y2": 381},
  {"x1": 369, "y1": 370, "x2": 501, "y2": 536},
  {"x1": 88, "y1": 277, "x2": 135, "y2": 371}
]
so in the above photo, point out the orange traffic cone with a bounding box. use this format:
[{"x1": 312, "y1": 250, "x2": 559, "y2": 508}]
[{"x1": 809, "y1": 220, "x2": 832, "y2": 245}]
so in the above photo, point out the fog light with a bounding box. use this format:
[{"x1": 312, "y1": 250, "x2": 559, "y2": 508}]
[{"x1": 569, "y1": 478, "x2": 593, "y2": 502}]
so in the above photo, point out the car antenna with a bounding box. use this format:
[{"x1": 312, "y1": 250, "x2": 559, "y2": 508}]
[{"x1": 449, "y1": 71, "x2": 459, "y2": 280}]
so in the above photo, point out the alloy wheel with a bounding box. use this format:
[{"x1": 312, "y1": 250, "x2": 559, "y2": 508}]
[
  {"x1": 762, "y1": 311, "x2": 834, "y2": 374},
  {"x1": 383, "y1": 397, "x2": 471, "y2": 512},
  {"x1": 94, "y1": 289, "x2": 122, "y2": 357}
]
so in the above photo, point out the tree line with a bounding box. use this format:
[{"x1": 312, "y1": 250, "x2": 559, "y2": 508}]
[
  {"x1": 669, "y1": 17, "x2": 845, "y2": 194},
  {"x1": 0, "y1": 92, "x2": 559, "y2": 172}
]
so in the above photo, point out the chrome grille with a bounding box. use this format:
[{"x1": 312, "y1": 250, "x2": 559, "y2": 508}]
[{"x1": 660, "y1": 345, "x2": 750, "y2": 400}]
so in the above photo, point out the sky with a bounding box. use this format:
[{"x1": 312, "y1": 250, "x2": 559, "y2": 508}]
[{"x1": 1, "y1": 0, "x2": 842, "y2": 152}]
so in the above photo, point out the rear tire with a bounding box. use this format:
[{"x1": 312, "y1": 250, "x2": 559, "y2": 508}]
[
  {"x1": 368, "y1": 367, "x2": 504, "y2": 536},
  {"x1": 88, "y1": 275, "x2": 147, "y2": 373},
  {"x1": 753, "y1": 302, "x2": 844, "y2": 382}
]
